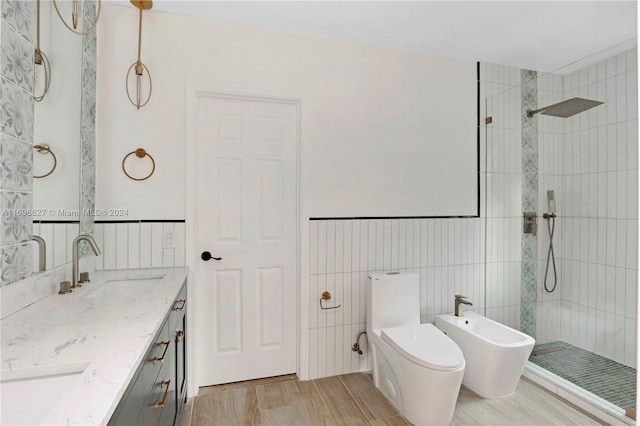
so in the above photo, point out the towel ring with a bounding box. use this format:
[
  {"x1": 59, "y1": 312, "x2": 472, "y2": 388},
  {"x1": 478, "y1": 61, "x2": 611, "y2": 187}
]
[
  {"x1": 33, "y1": 144, "x2": 57, "y2": 178},
  {"x1": 122, "y1": 148, "x2": 155, "y2": 181}
]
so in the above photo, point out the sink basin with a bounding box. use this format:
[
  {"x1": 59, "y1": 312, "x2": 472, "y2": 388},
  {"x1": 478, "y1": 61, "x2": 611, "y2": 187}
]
[
  {"x1": 83, "y1": 276, "x2": 165, "y2": 300},
  {"x1": 1, "y1": 362, "x2": 89, "y2": 425},
  {"x1": 105, "y1": 275, "x2": 165, "y2": 283}
]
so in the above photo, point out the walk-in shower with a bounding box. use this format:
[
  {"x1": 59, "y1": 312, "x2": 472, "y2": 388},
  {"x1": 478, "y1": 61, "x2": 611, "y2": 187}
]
[{"x1": 484, "y1": 53, "x2": 637, "y2": 424}]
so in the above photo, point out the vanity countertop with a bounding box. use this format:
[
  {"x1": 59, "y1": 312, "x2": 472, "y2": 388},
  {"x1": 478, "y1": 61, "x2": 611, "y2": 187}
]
[{"x1": 1, "y1": 267, "x2": 188, "y2": 425}]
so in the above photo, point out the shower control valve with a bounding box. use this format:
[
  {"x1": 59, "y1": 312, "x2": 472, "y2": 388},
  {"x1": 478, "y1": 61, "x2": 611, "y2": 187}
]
[{"x1": 523, "y1": 212, "x2": 537, "y2": 236}]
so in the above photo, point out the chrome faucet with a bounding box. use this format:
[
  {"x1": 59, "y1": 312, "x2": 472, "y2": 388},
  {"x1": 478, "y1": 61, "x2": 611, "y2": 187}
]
[
  {"x1": 454, "y1": 294, "x2": 473, "y2": 317},
  {"x1": 32, "y1": 235, "x2": 46, "y2": 272},
  {"x1": 72, "y1": 235, "x2": 101, "y2": 288}
]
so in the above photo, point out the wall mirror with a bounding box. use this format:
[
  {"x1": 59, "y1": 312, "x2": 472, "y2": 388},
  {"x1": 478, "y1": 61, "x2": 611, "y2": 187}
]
[{"x1": 31, "y1": 0, "x2": 96, "y2": 273}]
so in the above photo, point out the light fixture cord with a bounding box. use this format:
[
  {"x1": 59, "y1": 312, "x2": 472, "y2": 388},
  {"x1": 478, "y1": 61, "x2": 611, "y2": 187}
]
[
  {"x1": 136, "y1": 5, "x2": 143, "y2": 109},
  {"x1": 36, "y1": 0, "x2": 40, "y2": 49},
  {"x1": 137, "y1": 5, "x2": 143, "y2": 66}
]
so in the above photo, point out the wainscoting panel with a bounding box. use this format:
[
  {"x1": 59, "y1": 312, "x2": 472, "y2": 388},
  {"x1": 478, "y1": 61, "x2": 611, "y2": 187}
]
[
  {"x1": 307, "y1": 218, "x2": 485, "y2": 379},
  {"x1": 93, "y1": 222, "x2": 186, "y2": 270}
]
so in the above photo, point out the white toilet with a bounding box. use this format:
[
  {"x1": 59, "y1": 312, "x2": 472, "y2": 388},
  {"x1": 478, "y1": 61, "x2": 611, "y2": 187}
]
[{"x1": 367, "y1": 272, "x2": 465, "y2": 425}]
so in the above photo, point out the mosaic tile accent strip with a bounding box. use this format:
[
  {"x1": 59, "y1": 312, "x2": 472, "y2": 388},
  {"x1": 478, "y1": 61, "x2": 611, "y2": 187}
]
[
  {"x1": 79, "y1": 11, "x2": 97, "y2": 242},
  {"x1": 520, "y1": 69, "x2": 538, "y2": 337},
  {"x1": 81, "y1": 161, "x2": 96, "y2": 199},
  {"x1": 81, "y1": 126, "x2": 96, "y2": 164},
  {"x1": 80, "y1": 197, "x2": 95, "y2": 235},
  {"x1": 530, "y1": 340, "x2": 636, "y2": 410}
]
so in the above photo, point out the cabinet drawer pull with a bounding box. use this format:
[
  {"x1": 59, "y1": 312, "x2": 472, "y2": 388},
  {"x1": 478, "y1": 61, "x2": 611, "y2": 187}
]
[
  {"x1": 172, "y1": 299, "x2": 186, "y2": 311},
  {"x1": 177, "y1": 330, "x2": 184, "y2": 342},
  {"x1": 152, "y1": 341, "x2": 170, "y2": 364},
  {"x1": 153, "y1": 380, "x2": 171, "y2": 409}
]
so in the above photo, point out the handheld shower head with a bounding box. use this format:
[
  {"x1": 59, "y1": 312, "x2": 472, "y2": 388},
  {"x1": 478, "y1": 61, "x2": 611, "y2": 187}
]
[{"x1": 547, "y1": 190, "x2": 556, "y2": 214}]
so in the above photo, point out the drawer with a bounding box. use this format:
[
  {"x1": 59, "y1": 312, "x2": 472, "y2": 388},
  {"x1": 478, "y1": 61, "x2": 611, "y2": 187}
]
[
  {"x1": 142, "y1": 320, "x2": 170, "y2": 392},
  {"x1": 139, "y1": 354, "x2": 172, "y2": 426},
  {"x1": 157, "y1": 379, "x2": 176, "y2": 426}
]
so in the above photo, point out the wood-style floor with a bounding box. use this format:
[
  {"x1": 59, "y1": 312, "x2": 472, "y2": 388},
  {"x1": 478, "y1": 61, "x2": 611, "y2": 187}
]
[{"x1": 179, "y1": 373, "x2": 603, "y2": 425}]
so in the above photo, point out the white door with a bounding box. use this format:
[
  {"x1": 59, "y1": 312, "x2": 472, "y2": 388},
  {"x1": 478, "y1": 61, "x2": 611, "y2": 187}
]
[{"x1": 194, "y1": 94, "x2": 298, "y2": 385}]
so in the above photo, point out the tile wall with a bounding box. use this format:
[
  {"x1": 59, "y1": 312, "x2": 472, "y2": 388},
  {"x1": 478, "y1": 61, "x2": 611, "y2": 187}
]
[
  {"x1": 535, "y1": 71, "x2": 565, "y2": 341},
  {"x1": 537, "y1": 49, "x2": 638, "y2": 368},
  {"x1": 93, "y1": 222, "x2": 186, "y2": 270},
  {"x1": 31, "y1": 222, "x2": 81, "y2": 270},
  {"x1": 307, "y1": 218, "x2": 485, "y2": 379},
  {"x1": 0, "y1": 0, "x2": 36, "y2": 285}
]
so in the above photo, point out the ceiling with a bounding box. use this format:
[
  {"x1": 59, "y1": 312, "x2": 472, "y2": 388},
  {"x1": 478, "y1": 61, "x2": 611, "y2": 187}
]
[{"x1": 119, "y1": 1, "x2": 638, "y2": 74}]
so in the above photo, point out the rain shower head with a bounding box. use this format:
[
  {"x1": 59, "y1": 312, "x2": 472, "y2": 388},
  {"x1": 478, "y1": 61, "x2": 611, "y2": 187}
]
[{"x1": 527, "y1": 97, "x2": 604, "y2": 118}]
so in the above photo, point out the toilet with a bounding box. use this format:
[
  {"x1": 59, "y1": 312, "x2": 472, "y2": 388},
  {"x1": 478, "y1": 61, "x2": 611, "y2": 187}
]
[{"x1": 367, "y1": 272, "x2": 465, "y2": 425}]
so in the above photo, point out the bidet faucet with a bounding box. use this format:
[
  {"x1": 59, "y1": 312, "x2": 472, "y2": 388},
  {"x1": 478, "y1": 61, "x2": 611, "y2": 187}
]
[
  {"x1": 454, "y1": 294, "x2": 473, "y2": 317},
  {"x1": 72, "y1": 235, "x2": 101, "y2": 288}
]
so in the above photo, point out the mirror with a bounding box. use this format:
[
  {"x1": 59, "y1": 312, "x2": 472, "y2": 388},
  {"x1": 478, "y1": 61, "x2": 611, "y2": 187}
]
[{"x1": 31, "y1": 0, "x2": 96, "y2": 273}]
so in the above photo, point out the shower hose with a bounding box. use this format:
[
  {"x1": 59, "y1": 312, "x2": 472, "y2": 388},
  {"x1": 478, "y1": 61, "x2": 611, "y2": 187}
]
[{"x1": 543, "y1": 213, "x2": 557, "y2": 293}]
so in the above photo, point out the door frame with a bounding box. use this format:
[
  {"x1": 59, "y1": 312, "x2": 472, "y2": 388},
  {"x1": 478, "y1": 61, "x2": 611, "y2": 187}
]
[{"x1": 185, "y1": 79, "x2": 308, "y2": 396}]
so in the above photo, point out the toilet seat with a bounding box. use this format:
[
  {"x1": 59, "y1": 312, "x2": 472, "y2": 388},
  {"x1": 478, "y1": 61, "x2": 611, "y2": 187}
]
[{"x1": 381, "y1": 323, "x2": 464, "y2": 371}]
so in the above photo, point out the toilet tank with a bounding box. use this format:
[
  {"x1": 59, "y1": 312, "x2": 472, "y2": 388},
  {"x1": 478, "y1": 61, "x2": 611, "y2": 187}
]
[{"x1": 367, "y1": 272, "x2": 420, "y2": 331}]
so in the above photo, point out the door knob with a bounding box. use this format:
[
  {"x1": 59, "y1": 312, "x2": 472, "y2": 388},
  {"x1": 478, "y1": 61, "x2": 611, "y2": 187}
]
[{"x1": 201, "y1": 251, "x2": 222, "y2": 261}]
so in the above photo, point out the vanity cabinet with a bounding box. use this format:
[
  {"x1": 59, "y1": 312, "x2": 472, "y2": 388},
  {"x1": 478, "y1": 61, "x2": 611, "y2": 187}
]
[
  {"x1": 109, "y1": 282, "x2": 187, "y2": 426},
  {"x1": 172, "y1": 285, "x2": 188, "y2": 423}
]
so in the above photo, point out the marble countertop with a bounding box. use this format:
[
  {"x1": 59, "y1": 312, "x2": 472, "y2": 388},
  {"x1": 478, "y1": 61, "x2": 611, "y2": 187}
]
[{"x1": 1, "y1": 267, "x2": 188, "y2": 425}]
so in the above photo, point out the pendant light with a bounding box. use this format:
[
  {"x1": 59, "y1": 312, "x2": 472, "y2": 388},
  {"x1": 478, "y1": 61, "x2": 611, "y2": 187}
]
[
  {"x1": 125, "y1": 0, "x2": 153, "y2": 110},
  {"x1": 52, "y1": 0, "x2": 101, "y2": 35}
]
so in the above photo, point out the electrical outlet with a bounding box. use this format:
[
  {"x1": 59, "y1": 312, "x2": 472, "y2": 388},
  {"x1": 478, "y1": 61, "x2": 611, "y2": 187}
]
[{"x1": 163, "y1": 230, "x2": 175, "y2": 248}]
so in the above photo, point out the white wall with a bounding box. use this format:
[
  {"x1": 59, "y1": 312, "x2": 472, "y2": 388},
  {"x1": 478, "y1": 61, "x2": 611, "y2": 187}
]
[
  {"x1": 95, "y1": 5, "x2": 484, "y2": 385},
  {"x1": 96, "y1": 4, "x2": 478, "y2": 219}
]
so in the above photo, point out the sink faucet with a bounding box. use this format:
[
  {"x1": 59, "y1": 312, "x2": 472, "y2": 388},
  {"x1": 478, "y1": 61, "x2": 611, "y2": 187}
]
[
  {"x1": 72, "y1": 235, "x2": 101, "y2": 288},
  {"x1": 32, "y1": 235, "x2": 46, "y2": 272},
  {"x1": 454, "y1": 294, "x2": 473, "y2": 317}
]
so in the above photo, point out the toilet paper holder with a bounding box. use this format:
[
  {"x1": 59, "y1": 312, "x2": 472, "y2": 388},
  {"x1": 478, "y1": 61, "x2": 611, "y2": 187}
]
[{"x1": 320, "y1": 291, "x2": 341, "y2": 310}]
